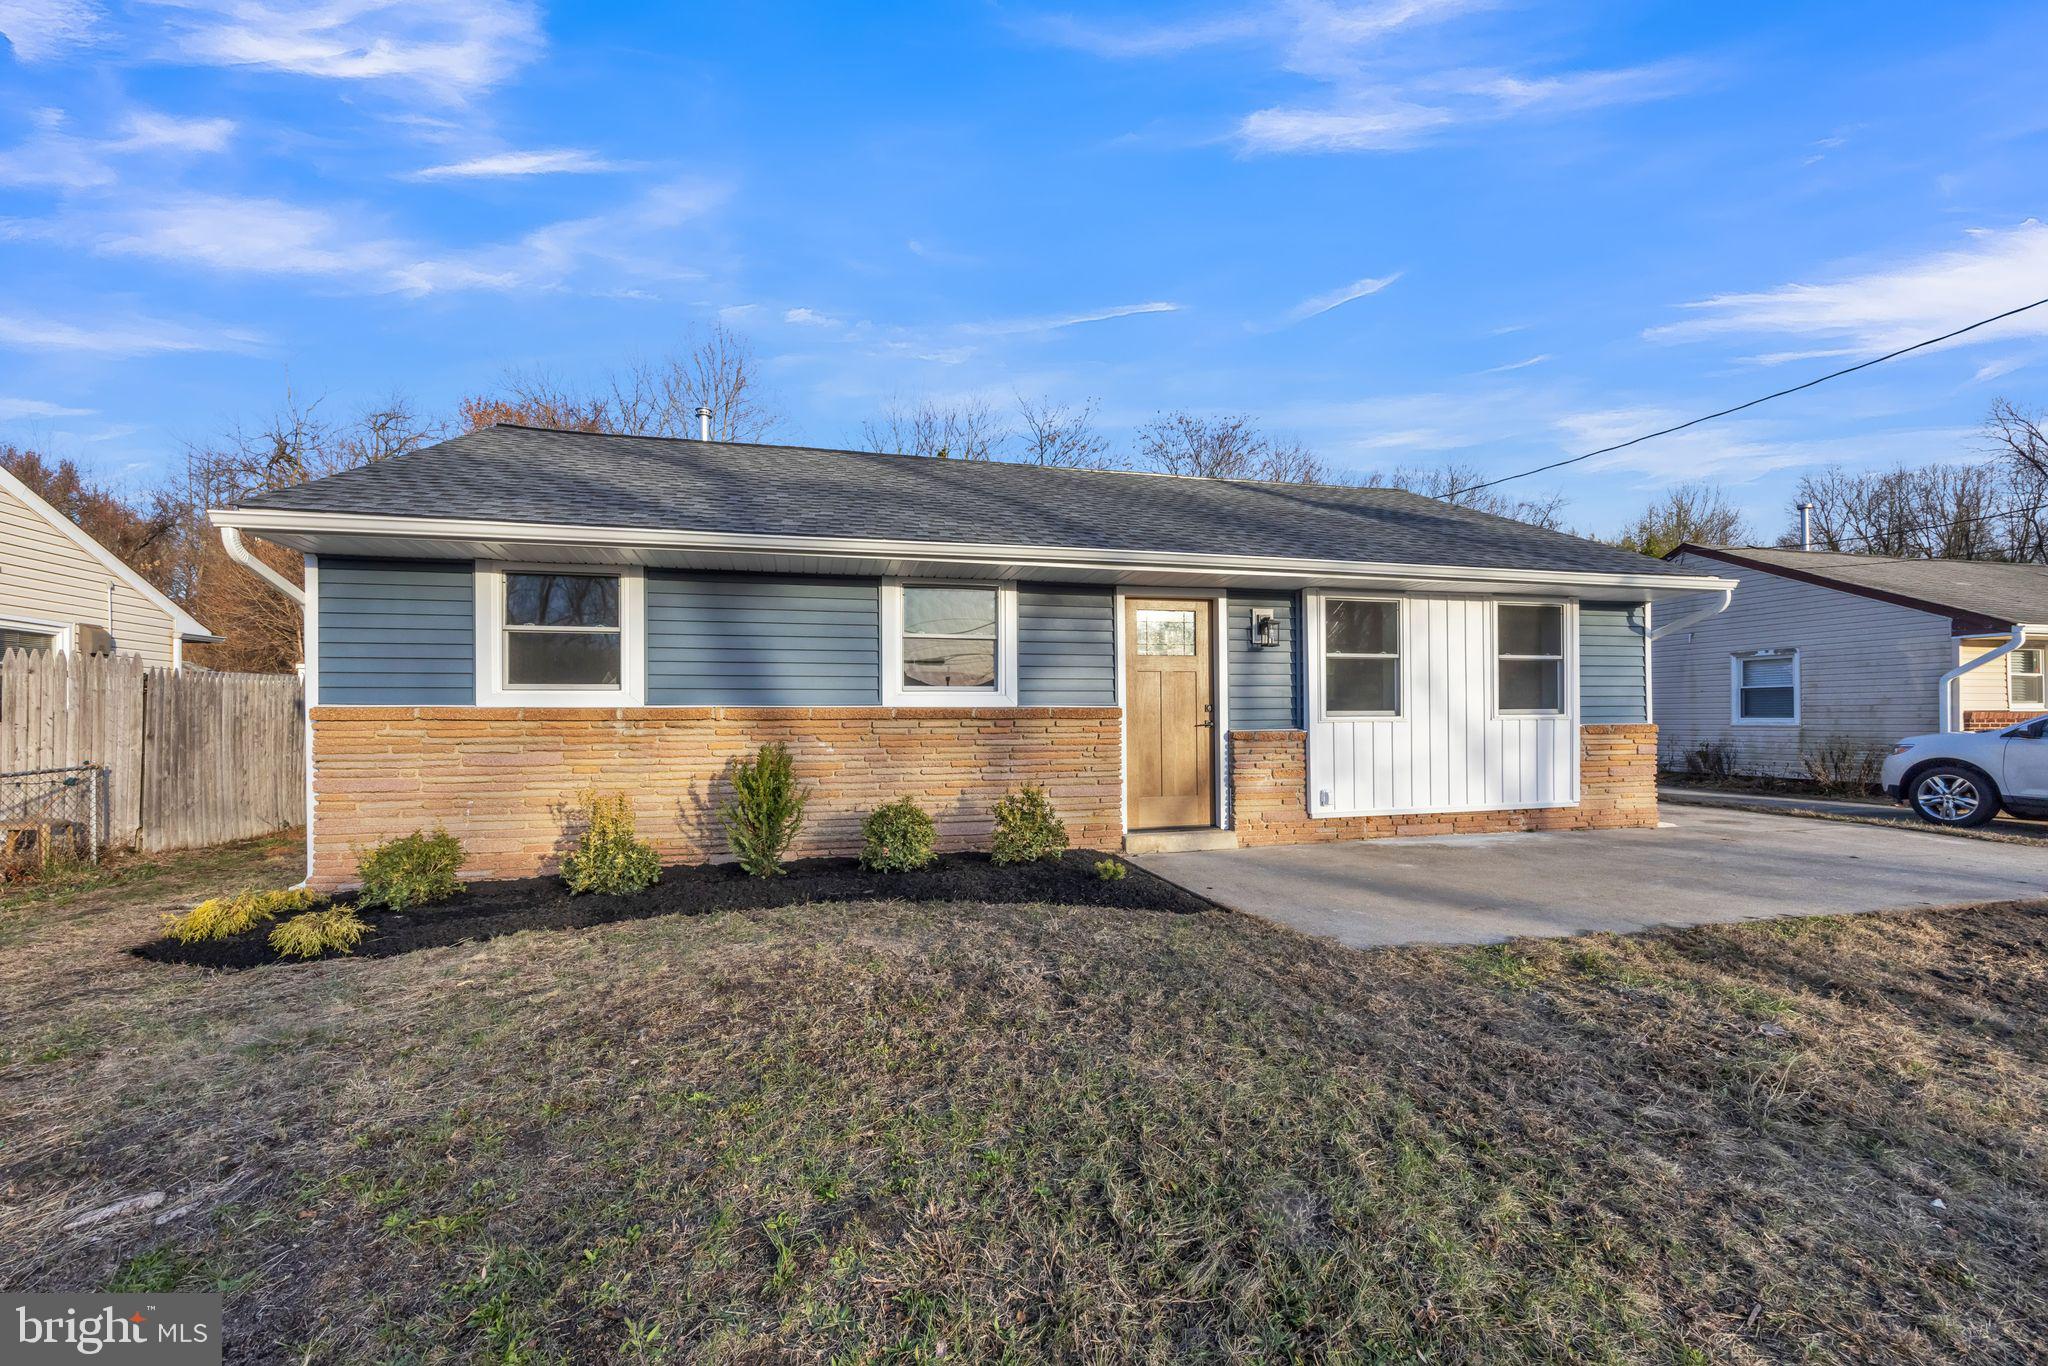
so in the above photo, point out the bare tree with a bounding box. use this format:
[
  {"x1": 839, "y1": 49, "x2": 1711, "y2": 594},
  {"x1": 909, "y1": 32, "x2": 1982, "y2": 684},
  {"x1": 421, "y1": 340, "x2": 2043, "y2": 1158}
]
[
  {"x1": 1608, "y1": 482, "x2": 1752, "y2": 558},
  {"x1": 858, "y1": 397, "x2": 1007, "y2": 461},
  {"x1": 459, "y1": 325, "x2": 781, "y2": 443},
  {"x1": 171, "y1": 392, "x2": 442, "y2": 671},
  {"x1": 1353, "y1": 461, "x2": 1570, "y2": 531},
  {"x1": 1782, "y1": 462, "x2": 2010, "y2": 560},
  {"x1": 1012, "y1": 395, "x2": 1112, "y2": 469},
  {"x1": 1985, "y1": 398, "x2": 2048, "y2": 561},
  {"x1": 1135, "y1": 411, "x2": 1327, "y2": 483}
]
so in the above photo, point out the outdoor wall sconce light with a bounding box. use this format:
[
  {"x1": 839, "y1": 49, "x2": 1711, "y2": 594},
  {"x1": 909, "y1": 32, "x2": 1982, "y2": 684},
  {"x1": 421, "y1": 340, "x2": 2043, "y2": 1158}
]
[{"x1": 1249, "y1": 607, "x2": 1278, "y2": 648}]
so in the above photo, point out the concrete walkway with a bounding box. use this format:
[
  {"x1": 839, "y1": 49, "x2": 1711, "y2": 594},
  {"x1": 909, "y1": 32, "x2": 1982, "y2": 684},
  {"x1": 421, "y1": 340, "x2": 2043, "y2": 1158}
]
[
  {"x1": 1134, "y1": 805, "x2": 2048, "y2": 949},
  {"x1": 1659, "y1": 783, "x2": 2048, "y2": 840}
]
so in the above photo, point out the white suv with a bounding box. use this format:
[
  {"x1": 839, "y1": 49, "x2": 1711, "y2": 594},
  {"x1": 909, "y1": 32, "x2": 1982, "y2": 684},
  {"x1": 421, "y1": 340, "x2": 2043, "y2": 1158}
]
[{"x1": 1882, "y1": 716, "x2": 2048, "y2": 827}]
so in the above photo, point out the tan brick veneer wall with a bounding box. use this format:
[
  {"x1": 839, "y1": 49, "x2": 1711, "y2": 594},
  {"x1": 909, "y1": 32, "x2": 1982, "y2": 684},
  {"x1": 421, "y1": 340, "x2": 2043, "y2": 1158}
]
[
  {"x1": 308, "y1": 706, "x2": 1123, "y2": 889},
  {"x1": 1229, "y1": 723, "x2": 1659, "y2": 845}
]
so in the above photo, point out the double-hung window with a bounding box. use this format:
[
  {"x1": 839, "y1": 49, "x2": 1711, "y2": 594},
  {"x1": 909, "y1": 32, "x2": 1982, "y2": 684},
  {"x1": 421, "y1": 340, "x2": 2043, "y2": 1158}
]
[
  {"x1": 0, "y1": 626, "x2": 57, "y2": 654},
  {"x1": 1497, "y1": 603, "x2": 1565, "y2": 714},
  {"x1": 1323, "y1": 598, "x2": 1400, "y2": 716},
  {"x1": 2010, "y1": 646, "x2": 2045, "y2": 708},
  {"x1": 503, "y1": 571, "x2": 622, "y2": 689},
  {"x1": 1733, "y1": 650, "x2": 1798, "y2": 723},
  {"x1": 883, "y1": 582, "x2": 1017, "y2": 705}
]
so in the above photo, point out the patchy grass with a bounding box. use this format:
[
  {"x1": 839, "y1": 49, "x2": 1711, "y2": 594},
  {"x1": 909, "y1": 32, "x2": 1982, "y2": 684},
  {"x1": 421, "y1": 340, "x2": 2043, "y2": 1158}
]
[{"x1": 3, "y1": 835, "x2": 2047, "y2": 1362}]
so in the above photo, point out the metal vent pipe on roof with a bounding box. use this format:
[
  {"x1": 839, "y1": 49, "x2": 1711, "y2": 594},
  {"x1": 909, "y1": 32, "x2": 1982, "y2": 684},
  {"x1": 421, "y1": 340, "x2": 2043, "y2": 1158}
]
[
  {"x1": 696, "y1": 405, "x2": 712, "y2": 440},
  {"x1": 1797, "y1": 501, "x2": 1816, "y2": 551}
]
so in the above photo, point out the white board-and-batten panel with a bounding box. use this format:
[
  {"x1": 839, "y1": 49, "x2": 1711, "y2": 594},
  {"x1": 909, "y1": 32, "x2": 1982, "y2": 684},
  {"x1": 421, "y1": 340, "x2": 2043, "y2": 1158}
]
[{"x1": 1305, "y1": 594, "x2": 1579, "y2": 817}]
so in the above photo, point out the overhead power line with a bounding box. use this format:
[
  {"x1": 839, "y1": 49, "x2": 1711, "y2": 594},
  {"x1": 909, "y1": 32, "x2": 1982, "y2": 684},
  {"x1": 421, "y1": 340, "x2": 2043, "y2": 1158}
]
[{"x1": 1447, "y1": 295, "x2": 2048, "y2": 500}]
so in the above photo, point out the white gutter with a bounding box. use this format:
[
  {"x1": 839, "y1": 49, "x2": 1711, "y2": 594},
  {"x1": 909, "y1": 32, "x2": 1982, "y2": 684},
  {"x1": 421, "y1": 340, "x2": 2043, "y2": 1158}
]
[
  {"x1": 1939, "y1": 623, "x2": 2028, "y2": 733},
  {"x1": 210, "y1": 508, "x2": 1735, "y2": 599},
  {"x1": 1646, "y1": 586, "x2": 1733, "y2": 641},
  {"x1": 220, "y1": 526, "x2": 305, "y2": 606}
]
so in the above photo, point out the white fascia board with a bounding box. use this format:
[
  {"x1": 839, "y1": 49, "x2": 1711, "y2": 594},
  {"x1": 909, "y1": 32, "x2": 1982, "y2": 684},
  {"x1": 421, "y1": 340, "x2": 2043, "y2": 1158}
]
[{"x1": 210, "y1": 507, "x2": 1738, "y2": 600}]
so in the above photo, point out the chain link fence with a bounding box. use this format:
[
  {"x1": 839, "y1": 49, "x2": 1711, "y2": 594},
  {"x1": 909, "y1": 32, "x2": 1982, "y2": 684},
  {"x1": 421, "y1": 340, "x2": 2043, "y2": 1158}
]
[{"x1": 1, "y1": 764, "x2": 104, "y2": 871}]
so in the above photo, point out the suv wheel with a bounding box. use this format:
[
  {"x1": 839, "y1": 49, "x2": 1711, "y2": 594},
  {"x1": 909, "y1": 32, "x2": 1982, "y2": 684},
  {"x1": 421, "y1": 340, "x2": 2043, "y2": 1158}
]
[{"x1": 1909, "y1": 765, "x2": 2000, "y2": 828}]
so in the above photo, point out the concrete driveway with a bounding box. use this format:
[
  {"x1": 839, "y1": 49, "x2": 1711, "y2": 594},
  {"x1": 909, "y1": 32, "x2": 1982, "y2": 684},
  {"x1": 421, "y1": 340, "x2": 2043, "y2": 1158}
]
[{"x1": 1134, "y1": 805, "x2": 2048, "y2": 949}]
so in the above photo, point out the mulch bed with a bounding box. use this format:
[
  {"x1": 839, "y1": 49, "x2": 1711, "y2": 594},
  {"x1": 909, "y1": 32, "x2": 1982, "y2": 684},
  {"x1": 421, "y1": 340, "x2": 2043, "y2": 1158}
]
[{"x1": 132, "y1": 850, "x2": 1216, "y2": 971}]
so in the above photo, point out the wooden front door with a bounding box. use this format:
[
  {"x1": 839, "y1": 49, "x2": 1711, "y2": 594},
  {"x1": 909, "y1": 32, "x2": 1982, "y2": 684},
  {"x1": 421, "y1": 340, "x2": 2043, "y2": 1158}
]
[{"x1": 1125, "y1": 597, "x2": 1215, "y2": 829}]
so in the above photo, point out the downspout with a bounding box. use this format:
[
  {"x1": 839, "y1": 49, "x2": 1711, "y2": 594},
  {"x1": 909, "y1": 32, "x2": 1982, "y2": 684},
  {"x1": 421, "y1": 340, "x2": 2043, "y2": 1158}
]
[
  {"x1": 219, "y1": 526, "x2": 305, "y2": 606},
  {"x1": 219, "y1": 523, "x2": 314, "y2": 889},
  {"x1": 1645, "y1": 586, "x2": 1733, "y2": 642},
  {"x1": 1938, "y1": 623, "x2": 2027, "y2": 733}
]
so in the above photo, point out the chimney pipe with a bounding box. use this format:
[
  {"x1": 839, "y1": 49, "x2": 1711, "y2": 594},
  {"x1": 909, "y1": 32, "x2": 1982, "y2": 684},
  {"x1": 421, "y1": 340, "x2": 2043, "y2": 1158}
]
[
  {"x1": 1797, "y1": 501, "x2": 1816, "y2": 552},
  {"x1": 695, "y1": 405, "x2": 712, "y2": 441}
]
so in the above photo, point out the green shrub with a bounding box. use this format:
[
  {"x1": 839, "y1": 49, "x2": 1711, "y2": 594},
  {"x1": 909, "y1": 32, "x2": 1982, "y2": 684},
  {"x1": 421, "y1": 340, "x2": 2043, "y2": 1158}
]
[
  {"x1": 720, "y1": 742, "x2": 809, "y2": 877},
  {"x1": 990, "y1": 786, "x2": 1068, "y2": 865},
  {"x1": 1093, "y1": 858, "x2": 1127, "y2": 882},
  {"x1": 860, "y1": 798, "x2": 937, "y2": 873},
  {"x1": 163, "y1": 886, "x2": 318, "y2": 943},
  {"x1": 269, "y1": 905, "x2": 370, "y2": 959},
  {"x1": 356, "y1": 828, "x2": 466, "y2": 911},
  {"x1": 561, "y1": 791, "x2": 662, "y2": 895}
]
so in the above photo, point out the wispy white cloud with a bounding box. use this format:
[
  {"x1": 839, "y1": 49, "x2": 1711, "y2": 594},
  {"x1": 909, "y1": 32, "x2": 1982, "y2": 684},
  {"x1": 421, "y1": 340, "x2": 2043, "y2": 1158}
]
[
  {"x1": 0, "y1": 309, "x2": 260, "y2": 355},
  {"x1": 1278, "y1": 270, "x2": 1401, "y2": 324},
  {"x1": 15, "y1": 177, "x2": 727, "y2": 297},
  {"x1": 783, "y1": 307, "x2": 840, "y2": 327},
  {"x1": 1022, "y1": 9, "x2": 1265, "y2": 59},
  {"x1": 1972, "y1": 354, "x2": 2030, "y2": 384},
  {"x1": 1240, "y1": 61, "x2": 1692, "y2": 153},
  {"x1": 0, "y1": 107, "x2": 235, "y2": 190},
  {"x1": 0, "y1": 0, "x2": 99, "y2": 59},
  {"x1": 408, "y1": 148, "x2": 623, "y2": 180},
  {"x1": 1480, "y1": 353, "x2": 1549, "y2": 373},
  {"x1": 143, "y1": 0, "x2": 542, "y2": 100},
  {"x1": 0, "y1": 395, "x2": 92, "y2": 419},
  {"x1": 1650, "y1": 220, "x2": 2048, "y2": 353},
  {"x1": 961, "y1": 300, "x2": 1181, "y2": 336}
]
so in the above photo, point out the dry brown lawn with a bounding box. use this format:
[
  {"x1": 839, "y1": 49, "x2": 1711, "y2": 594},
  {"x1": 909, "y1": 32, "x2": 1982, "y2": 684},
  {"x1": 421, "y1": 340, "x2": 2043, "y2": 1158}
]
[{"x1": 2, "y1": 833, "x2": 2045, "y2": 1363}]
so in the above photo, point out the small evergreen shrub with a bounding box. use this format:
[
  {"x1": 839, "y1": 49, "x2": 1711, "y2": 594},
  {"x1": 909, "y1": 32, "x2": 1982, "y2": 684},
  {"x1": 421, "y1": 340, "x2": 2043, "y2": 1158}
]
[
  {"x1": 270, "y1": 905, "x2": 370, "y2": 959},
  {"x1": 561, "y1": 791, "x2": 662, "y2": 895},
  {"x1": 164, "y1": 886, "x2": 318, "y2": 943},
  {"x1": 356, "y1": 828, "x2": 466, "y2": 911},
  {"x1": 860, "y1": 798, "x2": 937, "y2": 873},
  {"x1": 1093, "y1": 858, "x2": 1127, "y2": 882},
  {"x1": 990, "y1": 786, "x2": 1068, "y2": 865},
  {"x1": 720, "y1": 742, "x2": 809, "y2": 877}
]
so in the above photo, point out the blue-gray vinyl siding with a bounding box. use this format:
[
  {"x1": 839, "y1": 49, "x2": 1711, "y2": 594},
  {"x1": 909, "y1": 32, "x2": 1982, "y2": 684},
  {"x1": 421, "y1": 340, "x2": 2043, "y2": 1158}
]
[
  {"x1": 646, "y1": 573, "x2": 881, "y2": 705},
  {"x1": 1228, "y1": 590, "x2": 1300, "y2": 730},
  {"x1": 1581, "y1": 601, "x2": 1650, "y2": 724},
  {"x1": 1017, "y1": 586, "x2": 1116, "y2": 706},
  {"x1": 316, "y1": 557, "x2": 474, "y2": 705}
]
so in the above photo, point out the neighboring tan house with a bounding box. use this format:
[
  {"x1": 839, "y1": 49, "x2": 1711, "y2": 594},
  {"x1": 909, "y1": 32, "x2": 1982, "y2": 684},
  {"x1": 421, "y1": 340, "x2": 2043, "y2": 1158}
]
[
  {"x1": 0, "y1": 462, "x2": 217, "y2": 668},
  {"x1": 1655, "y1": 543, "x2": 2048, "y2": 779},
  {"x1": 212, "y1": 424, "x2": 1735, "y2": 890}
]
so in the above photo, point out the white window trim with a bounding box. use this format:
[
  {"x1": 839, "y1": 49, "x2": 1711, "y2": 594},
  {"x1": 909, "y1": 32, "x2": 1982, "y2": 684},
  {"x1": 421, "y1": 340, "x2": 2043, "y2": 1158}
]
[
  {"x1": 880, "y1": 578, "x2": 1018, "y2": 707},
  {"x1": 1493, "y1": 599, "x2": 1571, "y2": 718},
  {"x1": 1730, "y1": 648, "x2": 1799, "y2": 727},
  {"x1": 0, "y1": 612, "x2": 72, "y2": 654},
  {"x1": 2007, "y1": 643, "x2": 2046, "y2": 711},
  {"x1": 1314, "y1": 594, "x2": 1405, "y2": 722},
  {"x1": 474, "y1": 562, "x2": 646, "y2": 707}
]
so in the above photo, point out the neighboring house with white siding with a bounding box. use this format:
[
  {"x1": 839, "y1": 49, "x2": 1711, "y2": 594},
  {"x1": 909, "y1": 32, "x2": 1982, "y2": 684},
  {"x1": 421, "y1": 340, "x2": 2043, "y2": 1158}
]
[
  {"x1": 1655, "y1": 544, "x2": 2048, "y2": 780},
  {"x1": 212, "y1": 425, "x2": 1733, "y2": 888},
  {"x1": 0, "y1": 462, "x2": 216, "y2": 668}
]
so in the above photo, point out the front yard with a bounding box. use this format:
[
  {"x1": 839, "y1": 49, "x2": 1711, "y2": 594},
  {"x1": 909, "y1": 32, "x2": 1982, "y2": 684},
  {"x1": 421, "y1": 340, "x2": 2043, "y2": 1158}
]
[{"x1": 3, "y1": 835, "x2": 2045, "y2": 1362}]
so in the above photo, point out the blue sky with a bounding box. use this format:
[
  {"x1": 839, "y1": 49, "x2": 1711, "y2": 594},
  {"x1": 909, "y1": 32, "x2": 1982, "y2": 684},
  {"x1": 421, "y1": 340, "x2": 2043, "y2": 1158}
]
[{"x1": 2, "y1": 0, "x2": 2045, "y2": 539}]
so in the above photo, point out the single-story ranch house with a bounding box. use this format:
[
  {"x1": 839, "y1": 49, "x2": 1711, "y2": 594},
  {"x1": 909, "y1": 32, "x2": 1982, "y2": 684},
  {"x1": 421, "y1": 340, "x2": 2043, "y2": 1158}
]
[
  {"x1": 214, "y1": 425, "x2": 1737, "y2": 889},
  {"x1": 1656, "y1": 543, "x2": 2048, "y2": 779}
]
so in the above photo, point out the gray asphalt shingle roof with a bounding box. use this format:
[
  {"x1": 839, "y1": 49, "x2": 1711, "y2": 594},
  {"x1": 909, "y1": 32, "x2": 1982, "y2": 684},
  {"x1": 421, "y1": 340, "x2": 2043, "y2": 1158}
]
[
  {"x1": 1682, "y1": 544, "x2": 2048, "y2": 629},
  {"x1": 236, "y1": 424, "x2": 1700, "y2": 579}
]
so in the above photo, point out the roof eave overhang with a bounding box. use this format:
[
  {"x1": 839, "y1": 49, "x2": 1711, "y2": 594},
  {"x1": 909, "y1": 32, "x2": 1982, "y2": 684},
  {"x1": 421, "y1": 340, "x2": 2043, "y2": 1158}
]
[{"x1": 212, "y1": 507, "x2": 1737, "y2": 600}]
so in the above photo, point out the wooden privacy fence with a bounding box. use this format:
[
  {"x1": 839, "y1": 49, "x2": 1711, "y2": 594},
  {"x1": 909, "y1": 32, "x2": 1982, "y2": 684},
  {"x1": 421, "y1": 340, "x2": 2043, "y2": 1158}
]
[{"x1": 0, "y1": 648, "x2": 303, "y2": 852}]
